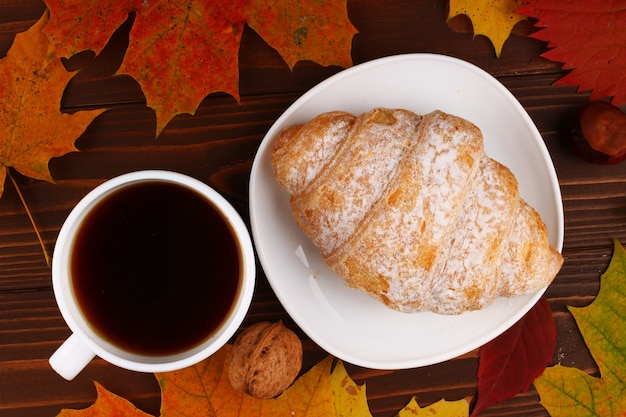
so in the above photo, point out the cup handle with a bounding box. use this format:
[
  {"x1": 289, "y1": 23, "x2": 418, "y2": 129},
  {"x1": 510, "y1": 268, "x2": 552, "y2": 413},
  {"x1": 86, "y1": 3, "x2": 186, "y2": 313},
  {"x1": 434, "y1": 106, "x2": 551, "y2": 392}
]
[{"x1": 49, "y1": 333, "x2": 96, "y2": 380}]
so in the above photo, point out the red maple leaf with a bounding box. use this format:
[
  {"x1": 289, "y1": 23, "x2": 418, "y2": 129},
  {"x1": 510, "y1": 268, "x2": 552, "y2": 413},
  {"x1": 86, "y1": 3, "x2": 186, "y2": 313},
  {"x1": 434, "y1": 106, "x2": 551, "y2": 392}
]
[
  {"x1": 519, "y1": 0, "x2": 626, "y2": 106},
  {"x1": 470, "y1": 296, "x2": 556, "y2": 416},
  {"x1": 43, "y1": 0, "x2": 357, "y2": 136}
]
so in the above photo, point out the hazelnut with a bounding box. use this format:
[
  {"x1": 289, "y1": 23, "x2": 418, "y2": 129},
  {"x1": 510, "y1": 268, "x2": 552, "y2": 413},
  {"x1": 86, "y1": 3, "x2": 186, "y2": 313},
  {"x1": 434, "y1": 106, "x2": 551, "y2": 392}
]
[
  {"x1": 570, "y1": 101, "x2": 626, "y2": 164},
  {"x1": 228, "y1": 321, "x2": 303, "y2": 398}
]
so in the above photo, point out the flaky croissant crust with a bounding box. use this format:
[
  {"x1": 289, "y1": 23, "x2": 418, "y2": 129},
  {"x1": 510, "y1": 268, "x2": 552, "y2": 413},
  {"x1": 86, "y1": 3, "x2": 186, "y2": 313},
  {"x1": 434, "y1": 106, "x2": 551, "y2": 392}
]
[{"x1": 272, "y1": 108, "x2": 563, "y2": 314}]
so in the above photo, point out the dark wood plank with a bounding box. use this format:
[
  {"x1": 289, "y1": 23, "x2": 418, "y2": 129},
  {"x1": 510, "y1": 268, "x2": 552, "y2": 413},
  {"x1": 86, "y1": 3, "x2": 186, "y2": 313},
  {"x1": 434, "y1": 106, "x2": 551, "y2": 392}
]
[{"x1": 1, "y1": 0, "x2": 620, "y2": 416}]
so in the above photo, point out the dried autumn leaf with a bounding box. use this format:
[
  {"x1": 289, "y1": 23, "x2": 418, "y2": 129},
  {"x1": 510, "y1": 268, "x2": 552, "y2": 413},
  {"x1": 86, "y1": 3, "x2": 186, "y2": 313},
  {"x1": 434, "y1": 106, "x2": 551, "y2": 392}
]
[
  {"x1": 115, "y1": 1, "x2": 246, "y2": 138},
  {"x1": 330, "y1": 360, "x2": 372, "y2": 417},
  {"x1": 519, "y1": 0, "x2": 626, "y2": 106},
  {"x1": 43, "y1": 1, "x2": 133, "y2": 59},
  {"x1": 275, "y1": 355, "x2": 336, "y2": 417},
  {"x1": 156, "y1": 345, "x2": 337, "y2": 417},
  {"x1": 0, "y1": 12, "x2": 106, "y2": 197},
  {"x1": 245, "y1": 0, "x2": 356, "y2": 70},
  {"x1": 56, "y1": 381, "x2": 152, "y2": 417},
  {"x1": 534, "y1": 239, "x2": 626, "y2": 416},
  {"x1": 448, "y1": 0, "x2": 527, "y2": 57},
  {"x1": 44, "y1": 0, "x2": 357, "y2": 136},
  {"x1": 395, "y1": 397, "x2": 471, "y2": 417},
  {"x1": 471, "y1": 296, "x2": 556, "y2": 416}
]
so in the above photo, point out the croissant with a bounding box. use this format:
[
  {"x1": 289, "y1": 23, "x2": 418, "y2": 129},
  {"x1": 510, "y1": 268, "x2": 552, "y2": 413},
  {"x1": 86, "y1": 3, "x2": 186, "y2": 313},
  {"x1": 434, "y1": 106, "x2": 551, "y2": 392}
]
[{"x1": 271, "y1": 108, "x2": 563, "y2": 314}]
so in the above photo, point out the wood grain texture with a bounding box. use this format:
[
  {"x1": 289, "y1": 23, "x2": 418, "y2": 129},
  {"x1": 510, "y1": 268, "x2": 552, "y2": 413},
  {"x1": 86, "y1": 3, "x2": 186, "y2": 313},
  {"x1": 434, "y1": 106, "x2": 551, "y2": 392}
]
[{"x1": 0, "y1": 0, "x2": 618, "y2": 416}]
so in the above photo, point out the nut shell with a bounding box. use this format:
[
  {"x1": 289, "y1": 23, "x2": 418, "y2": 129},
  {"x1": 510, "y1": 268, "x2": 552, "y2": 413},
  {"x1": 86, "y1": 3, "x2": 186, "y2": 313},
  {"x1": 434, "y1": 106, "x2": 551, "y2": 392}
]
[{"x1": 228, "y1": 321, "x2": 303, "y2": 398}]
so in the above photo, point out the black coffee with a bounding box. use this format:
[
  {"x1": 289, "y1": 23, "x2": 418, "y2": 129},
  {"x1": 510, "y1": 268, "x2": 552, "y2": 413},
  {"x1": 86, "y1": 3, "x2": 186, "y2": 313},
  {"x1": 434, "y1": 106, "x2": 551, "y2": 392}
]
[{"x1": 71, "y1": 180, "x2": 241, "y2": 356}]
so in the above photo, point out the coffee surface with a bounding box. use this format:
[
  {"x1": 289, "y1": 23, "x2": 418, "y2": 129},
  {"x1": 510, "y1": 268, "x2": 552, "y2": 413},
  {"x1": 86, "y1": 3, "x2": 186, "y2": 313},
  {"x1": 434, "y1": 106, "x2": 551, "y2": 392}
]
[{"x1": 71, "y1": 181, "x2": 241, "y2": 356}]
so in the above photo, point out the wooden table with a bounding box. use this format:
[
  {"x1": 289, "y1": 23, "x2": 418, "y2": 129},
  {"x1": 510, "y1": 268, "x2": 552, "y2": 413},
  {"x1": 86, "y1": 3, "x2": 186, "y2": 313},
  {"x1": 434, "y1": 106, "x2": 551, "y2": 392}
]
[{"x1": 1, "y1": 1, "x2": 623, "y2": 416}]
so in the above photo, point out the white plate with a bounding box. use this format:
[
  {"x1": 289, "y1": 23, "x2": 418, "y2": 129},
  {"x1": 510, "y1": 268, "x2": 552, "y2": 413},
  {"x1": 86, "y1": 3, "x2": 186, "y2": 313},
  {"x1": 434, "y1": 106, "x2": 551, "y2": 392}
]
[{"x1": 249, "y1": 54, "x2": 564, "y2": 370}]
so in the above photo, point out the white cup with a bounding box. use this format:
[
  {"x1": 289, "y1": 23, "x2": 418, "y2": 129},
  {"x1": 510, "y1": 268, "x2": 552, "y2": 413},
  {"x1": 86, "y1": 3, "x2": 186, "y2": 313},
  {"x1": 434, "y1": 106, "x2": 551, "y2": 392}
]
[{"x1": 49, "y1": 171, "x2": 255, "y2": 380}]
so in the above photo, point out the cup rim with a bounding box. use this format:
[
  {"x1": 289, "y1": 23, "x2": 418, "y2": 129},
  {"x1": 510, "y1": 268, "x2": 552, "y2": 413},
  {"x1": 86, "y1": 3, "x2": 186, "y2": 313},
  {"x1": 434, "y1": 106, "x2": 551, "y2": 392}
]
[{"x1": 52, "y1": 170, "x2": 255, "y2": 373}]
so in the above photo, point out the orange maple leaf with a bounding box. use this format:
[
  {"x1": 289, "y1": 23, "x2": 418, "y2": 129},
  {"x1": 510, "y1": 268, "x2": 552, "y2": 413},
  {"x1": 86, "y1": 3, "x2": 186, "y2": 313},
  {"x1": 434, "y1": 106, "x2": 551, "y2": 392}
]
[
  {"x1": 156, "y1": 345, "x2": 336, "y2": 417},
  {"x1": 57, "y1": 381, "x2": 152, "y2": 417},
  {"x1": 43, "y1": 0, "x2": 358, "y2": 136},
  {"x1": 519, "y1": 0, "x2": 626, "y2": 106},
  {"x1": 0, "y1": 11, "x2": 107, "y2": 197}
]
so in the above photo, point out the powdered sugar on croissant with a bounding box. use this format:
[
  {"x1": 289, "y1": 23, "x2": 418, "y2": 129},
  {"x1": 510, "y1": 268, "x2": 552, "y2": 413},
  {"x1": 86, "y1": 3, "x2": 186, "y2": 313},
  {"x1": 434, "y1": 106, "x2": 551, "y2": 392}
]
[{"x1": 271, "y1": 108, "x2": 563, "y2": 314}]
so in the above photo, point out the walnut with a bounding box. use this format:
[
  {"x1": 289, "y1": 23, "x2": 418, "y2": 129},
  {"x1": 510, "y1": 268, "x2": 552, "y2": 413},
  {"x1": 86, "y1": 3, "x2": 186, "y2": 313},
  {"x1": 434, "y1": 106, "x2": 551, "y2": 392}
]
[{"x1": 228, "y1": 320, "x2": 303, "y2": 398}]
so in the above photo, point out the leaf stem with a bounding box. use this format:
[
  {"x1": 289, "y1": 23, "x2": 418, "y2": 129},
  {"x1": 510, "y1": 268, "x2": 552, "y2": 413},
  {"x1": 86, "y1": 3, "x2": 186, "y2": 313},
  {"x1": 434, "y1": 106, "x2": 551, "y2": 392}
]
[{"x1": 8, "y1": 170, "x2": 51, "y2": 267}]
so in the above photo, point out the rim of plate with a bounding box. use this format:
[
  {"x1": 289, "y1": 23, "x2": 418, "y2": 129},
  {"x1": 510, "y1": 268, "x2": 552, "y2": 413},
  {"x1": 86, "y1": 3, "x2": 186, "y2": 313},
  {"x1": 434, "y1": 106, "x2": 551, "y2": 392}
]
[{"x1": 249, "y1": 53, "x2": 564, "y2": 369}]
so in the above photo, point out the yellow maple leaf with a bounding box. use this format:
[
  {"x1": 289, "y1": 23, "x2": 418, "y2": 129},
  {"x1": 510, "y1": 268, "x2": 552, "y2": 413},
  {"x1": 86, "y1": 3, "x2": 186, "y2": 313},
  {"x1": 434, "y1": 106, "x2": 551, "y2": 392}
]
[
  {"x1": 260, "y1": 355, "x2": 336, "y2": 417},
  {"x1": 395, "y1": 397, "x2": 471, "y2": 417},
  {"x1": 448, "y1": 0, "x2": 526, "y2": 57},
  {"x1": 331, "y1": 360, "x2": 372, "y2": 417}
]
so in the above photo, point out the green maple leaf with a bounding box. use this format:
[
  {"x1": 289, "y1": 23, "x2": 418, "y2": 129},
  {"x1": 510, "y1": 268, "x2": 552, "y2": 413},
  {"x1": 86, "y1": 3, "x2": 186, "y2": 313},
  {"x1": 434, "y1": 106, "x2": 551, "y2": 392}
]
[{"x1": 534, "y1": 240, "x2": 626, "y2": 416}]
